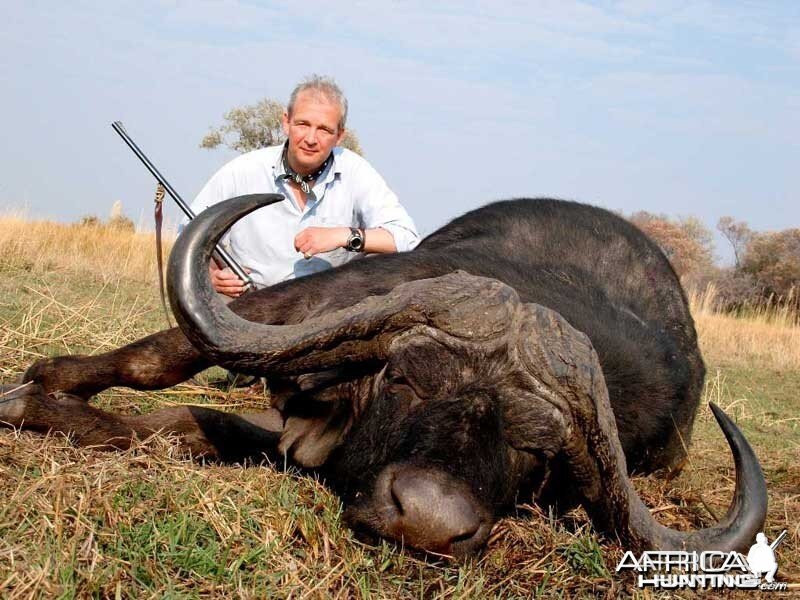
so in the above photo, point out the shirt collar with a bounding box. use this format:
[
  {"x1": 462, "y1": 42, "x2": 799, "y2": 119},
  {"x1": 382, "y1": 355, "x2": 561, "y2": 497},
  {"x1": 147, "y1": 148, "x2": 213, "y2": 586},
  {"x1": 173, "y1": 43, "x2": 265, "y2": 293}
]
[{"x1": 272, "y1": 145, "x2": 342, "y2": 185}]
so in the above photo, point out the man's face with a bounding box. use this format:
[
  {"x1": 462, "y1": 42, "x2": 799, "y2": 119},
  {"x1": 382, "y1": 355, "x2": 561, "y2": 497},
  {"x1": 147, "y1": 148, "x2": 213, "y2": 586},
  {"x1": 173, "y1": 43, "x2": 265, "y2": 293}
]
[{"x1": 282, "y1": 91, "x2": 345, "y2": 175}]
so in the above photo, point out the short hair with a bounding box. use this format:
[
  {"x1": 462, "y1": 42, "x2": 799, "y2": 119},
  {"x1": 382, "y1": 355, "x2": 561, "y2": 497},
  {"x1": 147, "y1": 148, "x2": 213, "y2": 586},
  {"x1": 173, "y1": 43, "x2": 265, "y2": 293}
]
[{"x1": 287, "y1": 75, "x2": 348, "y2": 130}]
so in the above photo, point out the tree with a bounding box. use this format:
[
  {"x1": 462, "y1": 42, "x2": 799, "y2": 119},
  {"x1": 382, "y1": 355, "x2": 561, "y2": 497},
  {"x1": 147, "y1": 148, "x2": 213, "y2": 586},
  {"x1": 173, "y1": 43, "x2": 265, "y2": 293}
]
[
  {"x1": 628, "y1": 212, "x2": 715, "y2": 282},
  {"x1": 107, "y1": 200, "x2": 135, "y2": 231},
  {"x1": 201, "y1": 98, "x2": 363, "y2": 155},
  {"x1": 717, "y1": 216, "x2": 752, "y2": 268},
  {"x1": 741, "y1": 229, "x2": 800, "y2": 301}
]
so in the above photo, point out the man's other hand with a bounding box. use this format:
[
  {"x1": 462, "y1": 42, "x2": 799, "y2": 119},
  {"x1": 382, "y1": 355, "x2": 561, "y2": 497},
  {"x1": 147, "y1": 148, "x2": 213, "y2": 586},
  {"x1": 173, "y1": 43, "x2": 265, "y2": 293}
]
[
  {"x1": 294, "y1": 226, "x2": 349, "y2": 258},
  {"x1": 209, "y1": 261, "x2": 249, "y2": 298}
]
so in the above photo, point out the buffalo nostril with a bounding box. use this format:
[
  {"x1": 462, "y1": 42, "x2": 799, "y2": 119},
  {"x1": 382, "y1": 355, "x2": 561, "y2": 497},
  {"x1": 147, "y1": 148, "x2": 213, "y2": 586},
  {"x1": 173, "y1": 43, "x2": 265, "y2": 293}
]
[
  {"x1": 390, "y1": 479, "x2": 405, "y2": 516},
  {"x1": 449, "y1": 527, "x2": 479, "y2": 546}
]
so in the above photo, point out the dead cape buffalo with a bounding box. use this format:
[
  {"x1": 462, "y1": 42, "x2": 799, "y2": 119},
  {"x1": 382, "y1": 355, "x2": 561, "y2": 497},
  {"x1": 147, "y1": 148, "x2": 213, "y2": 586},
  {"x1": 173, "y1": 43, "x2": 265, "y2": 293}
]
[{"x1": 3, "y1": 195, "x2": 766, "y2": 558}]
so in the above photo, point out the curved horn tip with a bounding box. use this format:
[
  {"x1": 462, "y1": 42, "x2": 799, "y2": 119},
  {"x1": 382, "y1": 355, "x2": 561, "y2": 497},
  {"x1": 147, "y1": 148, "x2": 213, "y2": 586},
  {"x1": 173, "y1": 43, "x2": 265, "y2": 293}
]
[
  {"x1": 708, "y1": 402, "x2": 750, "y2": 446},
  {"x1": 708, "y1": 401, "x2": 725, "y2": 420},
  {"x1": 707, "y1": 401, "x2": 766, "y2": 482},
  {"x1": 708, "y1": 400, "x2": 768, "y2": 529}
]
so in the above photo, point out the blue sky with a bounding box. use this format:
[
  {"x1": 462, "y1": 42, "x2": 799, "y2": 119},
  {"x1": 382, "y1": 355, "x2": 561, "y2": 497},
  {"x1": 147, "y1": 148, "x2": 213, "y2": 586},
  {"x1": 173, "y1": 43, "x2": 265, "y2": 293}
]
[{"x1": 2, "y1": 1, "x2": 798, "y2": 263}]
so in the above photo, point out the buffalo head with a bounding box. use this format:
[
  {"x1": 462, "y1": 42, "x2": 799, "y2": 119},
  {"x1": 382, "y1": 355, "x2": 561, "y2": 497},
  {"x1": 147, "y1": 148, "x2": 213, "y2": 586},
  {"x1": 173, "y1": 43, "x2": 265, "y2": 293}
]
[{"x1": 167, "y1": 194, "x2": 767, "y2": 558}]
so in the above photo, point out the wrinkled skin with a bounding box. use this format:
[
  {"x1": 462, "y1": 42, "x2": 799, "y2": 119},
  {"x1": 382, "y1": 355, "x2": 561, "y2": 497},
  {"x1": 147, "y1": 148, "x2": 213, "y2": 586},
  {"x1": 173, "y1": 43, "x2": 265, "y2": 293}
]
[{"x1": 5, "y1": 196, "x2": 767, "y2": 558}]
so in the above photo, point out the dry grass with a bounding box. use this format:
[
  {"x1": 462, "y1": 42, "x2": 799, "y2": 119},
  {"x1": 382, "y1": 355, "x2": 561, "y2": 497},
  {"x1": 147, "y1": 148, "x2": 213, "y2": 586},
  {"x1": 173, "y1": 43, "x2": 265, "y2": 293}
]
[
  {"x1": 0, "y1": 213, "x2": 175, "y2": 286},
  {"x1": 1, "y1": 218, "x2": 798, "y2": 598},
  {"x1": 689, "y1": 284, "x2": 800, "y2": 370}
]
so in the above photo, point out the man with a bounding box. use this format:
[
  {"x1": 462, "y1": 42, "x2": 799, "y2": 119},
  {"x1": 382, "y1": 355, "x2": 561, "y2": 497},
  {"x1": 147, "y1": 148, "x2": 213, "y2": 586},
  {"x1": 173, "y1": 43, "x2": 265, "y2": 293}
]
[
  {"x1": 190, "y1": 75, "x2": 419, "y2": 297},
  {"x1": 747, "y1": 532, "x2": 778, "y2": 583}
]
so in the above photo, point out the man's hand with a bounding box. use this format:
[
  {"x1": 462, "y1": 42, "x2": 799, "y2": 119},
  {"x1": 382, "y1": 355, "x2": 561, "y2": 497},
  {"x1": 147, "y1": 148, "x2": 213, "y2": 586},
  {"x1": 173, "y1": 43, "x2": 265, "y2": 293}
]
[
  {"x1": 294, "y1": 226, "x2": 349, "y2": 259},
  {"x1": 209, "y1": 261, "x2": 249, "y2": 298}
]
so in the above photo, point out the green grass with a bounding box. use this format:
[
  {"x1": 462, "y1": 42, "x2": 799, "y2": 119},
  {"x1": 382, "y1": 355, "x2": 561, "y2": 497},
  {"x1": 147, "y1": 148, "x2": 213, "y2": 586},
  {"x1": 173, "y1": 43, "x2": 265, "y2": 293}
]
[
  {"x1": 1, "y1": 257, "x2": 798, "y2": 598},
  {"x1": 700, "y1": 364, "x2": 800, "y2": 453}
]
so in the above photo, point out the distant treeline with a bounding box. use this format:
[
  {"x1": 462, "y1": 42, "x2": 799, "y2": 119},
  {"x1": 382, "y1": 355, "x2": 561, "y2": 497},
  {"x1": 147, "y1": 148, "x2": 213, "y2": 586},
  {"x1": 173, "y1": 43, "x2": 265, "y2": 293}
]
[{"x1": 629, "y1": 212, "x2": 799, "y2": 320}]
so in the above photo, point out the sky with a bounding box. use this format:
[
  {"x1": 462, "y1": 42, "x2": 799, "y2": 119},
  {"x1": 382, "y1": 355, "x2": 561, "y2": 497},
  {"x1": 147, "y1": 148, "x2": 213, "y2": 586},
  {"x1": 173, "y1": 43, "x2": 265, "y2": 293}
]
[{"x1": 2, "y1": 1, "x2": 798, "y2": 264}]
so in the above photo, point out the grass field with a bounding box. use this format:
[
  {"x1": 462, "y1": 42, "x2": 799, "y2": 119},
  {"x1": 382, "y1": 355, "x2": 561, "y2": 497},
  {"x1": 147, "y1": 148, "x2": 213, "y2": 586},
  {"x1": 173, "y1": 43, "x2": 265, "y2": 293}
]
[{"x1": 1, "y1": 216, "x2": 798, "y2": 598}]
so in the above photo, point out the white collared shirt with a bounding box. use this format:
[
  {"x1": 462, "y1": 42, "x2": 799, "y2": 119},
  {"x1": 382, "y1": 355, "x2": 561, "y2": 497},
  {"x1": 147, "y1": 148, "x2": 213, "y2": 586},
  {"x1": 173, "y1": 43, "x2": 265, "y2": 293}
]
[{"x1": 188, "y1": 145, "x2": 420, "y2": 288}]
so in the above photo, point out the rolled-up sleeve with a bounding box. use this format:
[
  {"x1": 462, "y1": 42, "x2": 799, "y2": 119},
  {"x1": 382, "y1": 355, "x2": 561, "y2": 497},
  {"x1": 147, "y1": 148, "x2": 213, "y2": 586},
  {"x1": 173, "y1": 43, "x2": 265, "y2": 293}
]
[{"x1": 352, "y1": 158, "x2": 420, "y2": 252}]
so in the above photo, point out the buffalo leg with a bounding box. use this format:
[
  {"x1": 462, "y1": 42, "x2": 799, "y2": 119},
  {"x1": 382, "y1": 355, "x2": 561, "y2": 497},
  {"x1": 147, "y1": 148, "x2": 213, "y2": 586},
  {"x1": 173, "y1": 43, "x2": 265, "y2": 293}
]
[
  {"x1": 20, "y1": 278, "x2": 322, "y2": 399},
  {"x1": 22, "y1": 328, "x2": 210, "y2": 399},
  {"x1": 0, "y1": 384, "x2": 283, "y2": 463}
]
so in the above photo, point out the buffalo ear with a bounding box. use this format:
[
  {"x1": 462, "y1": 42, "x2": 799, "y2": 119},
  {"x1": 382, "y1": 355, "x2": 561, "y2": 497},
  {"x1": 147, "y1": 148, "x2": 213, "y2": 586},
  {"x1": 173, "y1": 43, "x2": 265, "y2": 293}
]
[{"x1": 278, "y1": 396, "x2": 351, "y2": 468}]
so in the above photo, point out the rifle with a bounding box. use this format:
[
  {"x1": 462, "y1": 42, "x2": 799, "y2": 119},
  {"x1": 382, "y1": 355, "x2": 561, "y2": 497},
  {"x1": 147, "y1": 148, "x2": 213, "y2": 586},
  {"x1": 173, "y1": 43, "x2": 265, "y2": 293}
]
[
  {"x1": 111, "y1": 121, "x2": 254, "y2": 289},
  {"x1": 770, "y1": 530, "x2": 787, "y2": 551}
]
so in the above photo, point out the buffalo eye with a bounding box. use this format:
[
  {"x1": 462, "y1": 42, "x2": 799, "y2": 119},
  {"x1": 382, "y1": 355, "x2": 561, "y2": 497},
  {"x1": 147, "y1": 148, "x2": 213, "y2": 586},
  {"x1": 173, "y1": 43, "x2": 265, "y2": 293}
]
[
  {"x1": 384, "y1": 371, "x2": 423, "y2": 410},
  {"x1": 385, "y1": 369, "x2": 407, "y2": 385}
]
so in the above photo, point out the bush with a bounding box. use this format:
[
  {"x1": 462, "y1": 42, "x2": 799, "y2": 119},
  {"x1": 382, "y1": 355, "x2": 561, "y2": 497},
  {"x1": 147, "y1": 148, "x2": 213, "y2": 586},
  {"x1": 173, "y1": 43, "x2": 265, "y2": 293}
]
[
  {"x1": 691, "y1": 268, "x2": 764, "y2": 313},
  {"x1": 107, "y1": 214, "x2": 136, "y2": 232},
  {"x1": 77, "y1": 203, "x2": 136, "y2": 233},
  {"x1": 741, "y1": 229, "x2": 800, "y2": 302},
  {"x1": 79, "y1": 215, "x2": 101, "y2": 227}
]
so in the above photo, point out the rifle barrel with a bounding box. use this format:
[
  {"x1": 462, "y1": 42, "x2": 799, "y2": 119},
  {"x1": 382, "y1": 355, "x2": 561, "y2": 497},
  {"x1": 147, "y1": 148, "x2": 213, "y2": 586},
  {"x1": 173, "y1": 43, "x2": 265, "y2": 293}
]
[
  {"x1": 111, "y1": 121, "x2": 253, "y2": 287},
  {"x1": 770, "y1": 530, "x2": 787, "y2": 551}
]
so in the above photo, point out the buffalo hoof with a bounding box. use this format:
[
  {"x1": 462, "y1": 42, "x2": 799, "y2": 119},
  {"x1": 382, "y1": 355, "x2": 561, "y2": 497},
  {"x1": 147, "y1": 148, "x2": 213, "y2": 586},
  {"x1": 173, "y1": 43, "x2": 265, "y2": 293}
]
[{"x1": 0, "y1": 382, "x2": 42, "y2": 425}]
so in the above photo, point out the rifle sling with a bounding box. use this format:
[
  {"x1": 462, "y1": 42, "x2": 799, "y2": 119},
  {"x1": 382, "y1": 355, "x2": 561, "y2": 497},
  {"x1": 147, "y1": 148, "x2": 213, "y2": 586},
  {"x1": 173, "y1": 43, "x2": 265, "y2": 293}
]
[{"x1": 153, "y1": 183, "x2": 174, "y2": 329}]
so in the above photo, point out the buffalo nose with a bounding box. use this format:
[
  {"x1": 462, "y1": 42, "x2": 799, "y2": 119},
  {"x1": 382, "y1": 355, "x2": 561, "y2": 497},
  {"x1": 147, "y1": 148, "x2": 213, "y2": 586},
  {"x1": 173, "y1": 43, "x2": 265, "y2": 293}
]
[{"x1": 383, "y1": 465, "x2": 485, "y2": 555}]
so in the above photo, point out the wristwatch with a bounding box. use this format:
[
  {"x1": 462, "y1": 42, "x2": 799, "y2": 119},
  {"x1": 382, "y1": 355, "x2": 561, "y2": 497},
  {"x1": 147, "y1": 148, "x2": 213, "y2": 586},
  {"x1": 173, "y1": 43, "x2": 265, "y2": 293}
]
[{"x1": 345, "y1": 227, "x2": 365, "y2": 252}]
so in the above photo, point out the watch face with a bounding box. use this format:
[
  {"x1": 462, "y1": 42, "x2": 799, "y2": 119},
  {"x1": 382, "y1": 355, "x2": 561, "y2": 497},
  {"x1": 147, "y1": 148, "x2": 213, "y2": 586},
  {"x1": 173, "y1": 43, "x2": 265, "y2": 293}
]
[{"x1": 348, "y1": 228, "x2": 364, "y2": 251}]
